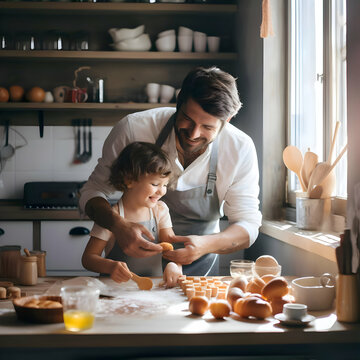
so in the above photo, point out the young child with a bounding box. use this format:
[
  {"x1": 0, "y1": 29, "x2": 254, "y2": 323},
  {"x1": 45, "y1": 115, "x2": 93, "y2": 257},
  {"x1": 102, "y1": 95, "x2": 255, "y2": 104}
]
[{"x1": 82, "y1": 141, "x2": 182, "y2": 288}]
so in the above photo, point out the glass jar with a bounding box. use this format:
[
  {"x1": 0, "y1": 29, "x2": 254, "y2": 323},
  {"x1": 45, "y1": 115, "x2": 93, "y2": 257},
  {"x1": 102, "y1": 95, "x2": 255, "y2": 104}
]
[
  {"x1": 19, "y1": 256, "x2": 38, "y2": 286},
  {"x1": 0, "y1": 245, "x2": 21, "y2": 279}
]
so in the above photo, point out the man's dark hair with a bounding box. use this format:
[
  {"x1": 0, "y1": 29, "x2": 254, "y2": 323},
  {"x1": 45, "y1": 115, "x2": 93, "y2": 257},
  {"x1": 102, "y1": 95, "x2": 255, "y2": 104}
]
[
  {"x1": 109, "y1": 142, "x2": 172, "y2": 192},
  {"x1": 176, "y1": 66, "x2": 242, "y2": 121}
]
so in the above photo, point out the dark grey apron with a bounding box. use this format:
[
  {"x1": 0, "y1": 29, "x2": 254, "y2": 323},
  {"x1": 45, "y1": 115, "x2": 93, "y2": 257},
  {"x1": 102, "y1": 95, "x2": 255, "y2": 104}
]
[
  {"x1": 156, "y1": 113, "x2": 221, "y2": 276},
  {"x1": 104, "y1": 201, "x2": 163, "y2": 277}
]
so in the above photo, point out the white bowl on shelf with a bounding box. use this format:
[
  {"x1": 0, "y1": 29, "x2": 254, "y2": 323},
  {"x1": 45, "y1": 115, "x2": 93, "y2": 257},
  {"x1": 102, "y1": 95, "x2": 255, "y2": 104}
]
[
  {"x1": 110, "y1": 33, "x2": 152, "y2": 51},
  {"x1": 108, "y1": 25, "x2": 145, "y2": 43},
  {"x1": 155, "y1": 35, "x2": 176, "y2": 52},
  {"x1": 158, "y1": 29, "x2": 176, "y2": 38}
]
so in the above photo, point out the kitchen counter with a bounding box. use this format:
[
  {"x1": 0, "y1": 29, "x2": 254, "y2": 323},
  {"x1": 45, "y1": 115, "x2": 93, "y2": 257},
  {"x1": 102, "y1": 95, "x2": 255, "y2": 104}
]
[{"x1": 0, "y1": 277, "x2": 359, "y2": 359}]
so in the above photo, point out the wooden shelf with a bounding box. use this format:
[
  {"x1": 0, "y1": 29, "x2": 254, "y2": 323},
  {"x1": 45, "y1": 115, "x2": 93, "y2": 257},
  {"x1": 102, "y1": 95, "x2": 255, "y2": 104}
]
[
  {"x1": 0, "y1": 102, "x2": 176, "y2": 111},
  {"x1": 0, "y1": 2, "x2": 237, "y2": 15},
  {"x1": 0, "y1": 50, "x2": 237, "y2": 61}
]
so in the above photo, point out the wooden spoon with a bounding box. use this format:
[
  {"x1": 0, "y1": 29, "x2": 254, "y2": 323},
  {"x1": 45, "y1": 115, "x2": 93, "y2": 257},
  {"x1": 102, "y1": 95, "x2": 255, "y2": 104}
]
[
  {"x1": 307, "y1": 144, "x2": 347, "y2": 194},
  {"x1": 309, "y1": 185, "x2": 323, "y2": 199},
  {"x1": 283, "y1": 145, "x2": 306, "y2": 191},
  {"x1": 24, "y1": 248, "x2": 31, "y2": 257},
  {"x1": 327, "y1": 121, "x2": 341, "y2": 164},
  {"x1": 130, "y1": 272, "x2": 153, "y2": 290},
  {"x1": 300, "y1": 148, "x2": 318, "y2": 190}
]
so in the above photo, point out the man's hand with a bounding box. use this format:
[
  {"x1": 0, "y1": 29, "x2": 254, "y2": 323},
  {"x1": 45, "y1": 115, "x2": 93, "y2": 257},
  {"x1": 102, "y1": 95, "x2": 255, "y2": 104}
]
[
  {"x1": 85, "y1": 197, "x2": 163, "y2": 258},
  {"x1": 162, "y1": 235, "x2": 206, "y2": 265},
  {"x1": 112, "y1": 219, "x2": 163, "y2": 258}
]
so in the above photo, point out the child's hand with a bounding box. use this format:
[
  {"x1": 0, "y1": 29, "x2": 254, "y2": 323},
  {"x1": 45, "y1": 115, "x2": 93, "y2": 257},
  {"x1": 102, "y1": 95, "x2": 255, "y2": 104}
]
[
  {"x1": 163, "y1": 262, "x2": 182, "y2": 288},
  {"x1": 110, "y1": 261, "x2": 132, "y2": 283}
]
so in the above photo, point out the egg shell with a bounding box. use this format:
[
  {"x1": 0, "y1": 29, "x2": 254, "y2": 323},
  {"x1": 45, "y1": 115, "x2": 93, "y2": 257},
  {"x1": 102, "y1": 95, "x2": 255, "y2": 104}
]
[{"x1": 255, "y1": 255, "x2": 279, "y2": 267}]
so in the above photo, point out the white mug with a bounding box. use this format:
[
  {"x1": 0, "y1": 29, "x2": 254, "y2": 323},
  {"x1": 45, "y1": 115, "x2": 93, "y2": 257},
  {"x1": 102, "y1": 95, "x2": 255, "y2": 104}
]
[
  {"x1": 291, "y1": 274, "x2": 336, "y2": 310},
  {"x1": 178, "y1": 35, "x2": 193, "y2": 53},
  {"x1": 145, "y1": 83, "x2": 160, "y2": 103},
  {"x1": 194, "y1": 33, "x2": 207, "y2": 53},
  {"x1": 283, "y1": 303, "x2": 308, "y2": 321},
  {"x1": 207, "y1": 36, "x2": 220, "y2": 53}
]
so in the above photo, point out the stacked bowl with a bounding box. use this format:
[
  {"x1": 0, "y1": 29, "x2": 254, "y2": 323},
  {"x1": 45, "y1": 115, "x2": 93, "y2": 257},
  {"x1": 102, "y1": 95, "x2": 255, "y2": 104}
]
[
  {"x1": 109, "y1": 25, "x2": 151, "y2": 51},
  {"x1": 155, "y1": 29, "x2": 176, "y2": 52}
]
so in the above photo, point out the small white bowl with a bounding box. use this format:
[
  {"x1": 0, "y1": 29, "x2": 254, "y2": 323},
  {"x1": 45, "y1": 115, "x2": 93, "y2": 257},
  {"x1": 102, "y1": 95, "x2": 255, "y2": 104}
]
[
  {"x1": 110, "y1": 33, "x2": 151, "y2": 51},
  {"x1": 108, "y1": 25, "x2": 145, "y2": 43},
  {"x1": 158, "y1": 29, "x2": 176, "y2": 38},
  {"x1": 155, "y1": 35, "x2": 176, "y2": 52}
]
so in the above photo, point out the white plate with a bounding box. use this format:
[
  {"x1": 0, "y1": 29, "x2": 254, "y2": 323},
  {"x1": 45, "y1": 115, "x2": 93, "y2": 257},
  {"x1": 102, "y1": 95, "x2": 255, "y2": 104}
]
[{"x1": 274, "y1": 313, "x2": 315, "y2": 326}]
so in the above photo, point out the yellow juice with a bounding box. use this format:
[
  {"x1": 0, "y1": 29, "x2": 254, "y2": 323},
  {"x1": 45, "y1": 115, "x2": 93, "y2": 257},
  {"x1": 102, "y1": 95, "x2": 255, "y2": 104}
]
[{"x1": 63, "y1": 310, "x2": 95, "y2": 332}]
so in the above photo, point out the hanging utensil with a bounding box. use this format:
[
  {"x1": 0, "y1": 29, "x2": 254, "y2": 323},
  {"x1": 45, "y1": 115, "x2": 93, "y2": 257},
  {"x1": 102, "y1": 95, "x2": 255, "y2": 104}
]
[
  {"x1": 282, "y1": 145, "x2": 306, "y2": 192},
  {"x1": 78, "y1": 119, "x2": 88, "y2": 163},
  {"x1": 300, "y1": 148, "x2": 318, "y2": 191},
  {"x1": 87, "y1": 118, "x2": 92, "y2": 160},
  {"x1": 0, "y1": 120, "x2": 15, "y2": 160},
  {"x1": 73, "y1": 119, "x2": 82, "y2": 164}
]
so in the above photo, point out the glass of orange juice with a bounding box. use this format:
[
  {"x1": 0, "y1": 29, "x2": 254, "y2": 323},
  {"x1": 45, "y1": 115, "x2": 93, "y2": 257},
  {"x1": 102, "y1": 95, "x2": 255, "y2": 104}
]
[{"x1": 60, "y1": 285, "x2": 100, "y2": 332}]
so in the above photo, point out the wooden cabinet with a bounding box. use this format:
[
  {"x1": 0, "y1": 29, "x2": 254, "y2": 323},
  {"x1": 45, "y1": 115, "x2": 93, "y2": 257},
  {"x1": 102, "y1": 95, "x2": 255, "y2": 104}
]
[
  {"x1": 41, "y1": 220, "x2": 98, "y2": 276},
  {"x1": 0, "y1": 2, "x2": 238, "y2": 126},
  {"x1": 0, "y1": 221, "x2": 33, "y2": 251}
]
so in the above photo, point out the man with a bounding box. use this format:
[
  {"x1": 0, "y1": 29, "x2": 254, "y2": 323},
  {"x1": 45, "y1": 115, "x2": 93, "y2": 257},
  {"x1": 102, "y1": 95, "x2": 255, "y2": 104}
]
[{"x1": 80, "y1": 66, "x2": 262, "y2": 276}]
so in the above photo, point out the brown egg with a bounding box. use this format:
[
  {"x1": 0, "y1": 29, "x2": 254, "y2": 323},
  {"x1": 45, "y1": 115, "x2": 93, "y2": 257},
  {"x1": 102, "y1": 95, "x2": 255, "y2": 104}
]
[
  {"x1": 159, "y1": 242, "x2": 174, "y2": 251},
  {"x1": 9, "y1": 85, "x2": 24, "y2": 102},
  {"x1": 227, "y1": 287, "x2": 244, "y2": 310},
  {"x1": 189, "y1": 295, "x2": 209, "y2": 316},
  {"x1": 245, "y1": 277, "x2": 266, "y2": 294},
  {"x1": 229, "y1": 275, "x2": 248, "y2": 292},
  {"x1": 210, "y1": 300, "x2": 231, "y2": 319},
  {"x1": 26, "y1": 86, "x2": 45, "y2": 103},
  {"x1": 261, "y1": 277, "x2": 289, "y2": 301},
  {"x1": 270, "y1": 294, "x2": 294, "y2": 315},
  {"x1": 0, "y1": 87, "x2": 9, "y2": 102}
]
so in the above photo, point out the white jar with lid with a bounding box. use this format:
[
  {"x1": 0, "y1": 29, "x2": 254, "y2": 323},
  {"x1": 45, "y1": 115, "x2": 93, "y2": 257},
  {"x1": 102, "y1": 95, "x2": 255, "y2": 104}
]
[{"x1": 19, "y1": 255, "x2": 38, "y2": 285}]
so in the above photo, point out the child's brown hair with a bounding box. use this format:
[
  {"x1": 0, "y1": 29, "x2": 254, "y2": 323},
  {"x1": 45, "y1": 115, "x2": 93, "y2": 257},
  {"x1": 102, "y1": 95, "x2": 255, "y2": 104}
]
[{"x1": 109, "y1": 142, "x2": 172, "y2": 192}]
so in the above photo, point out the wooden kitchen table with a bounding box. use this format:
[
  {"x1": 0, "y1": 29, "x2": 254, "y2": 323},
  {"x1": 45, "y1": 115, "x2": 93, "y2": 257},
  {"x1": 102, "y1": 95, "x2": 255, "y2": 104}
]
[{"x1": 0, "y1": 277, "x2": 359, "y2": 360}]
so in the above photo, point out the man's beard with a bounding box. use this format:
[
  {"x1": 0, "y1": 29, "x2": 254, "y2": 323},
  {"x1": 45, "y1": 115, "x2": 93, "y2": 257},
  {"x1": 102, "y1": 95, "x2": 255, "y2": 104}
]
[{"x1": 174, "y1": 127, "x2": 210, "y2": 155}]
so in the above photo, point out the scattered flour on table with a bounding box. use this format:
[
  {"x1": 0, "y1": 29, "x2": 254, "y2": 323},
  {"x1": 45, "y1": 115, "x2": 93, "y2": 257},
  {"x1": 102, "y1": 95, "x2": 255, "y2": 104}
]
[
  {"x1": 44, "y1": 277, "x2": 186, "y2": 317},
  {"x1": 97, "y1": 283, "x2": 185, "y2": 317}
]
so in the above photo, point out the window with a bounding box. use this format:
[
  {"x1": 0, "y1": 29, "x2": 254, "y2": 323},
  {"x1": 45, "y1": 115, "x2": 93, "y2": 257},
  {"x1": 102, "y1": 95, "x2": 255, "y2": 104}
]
[{"x1": 288, "y1": 0, "x2": 347, "y2": 202}]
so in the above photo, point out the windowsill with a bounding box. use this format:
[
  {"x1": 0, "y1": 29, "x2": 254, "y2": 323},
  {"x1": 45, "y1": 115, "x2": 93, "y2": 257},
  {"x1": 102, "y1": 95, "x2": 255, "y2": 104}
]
[{"x1": 260, "y1": 220, "x2": 340, "y2": 262}]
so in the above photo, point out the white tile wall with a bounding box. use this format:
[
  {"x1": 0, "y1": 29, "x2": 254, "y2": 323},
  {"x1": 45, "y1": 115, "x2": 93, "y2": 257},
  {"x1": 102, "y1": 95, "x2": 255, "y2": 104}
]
[{"x1": 0, "y1": 125, "x2": 112, "y2": 199}]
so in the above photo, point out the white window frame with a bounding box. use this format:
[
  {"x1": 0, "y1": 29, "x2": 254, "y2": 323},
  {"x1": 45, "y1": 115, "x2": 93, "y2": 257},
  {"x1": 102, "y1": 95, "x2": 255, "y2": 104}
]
[{"x1": 287, "y1": 0, "x2": 347, "y2": 210}]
